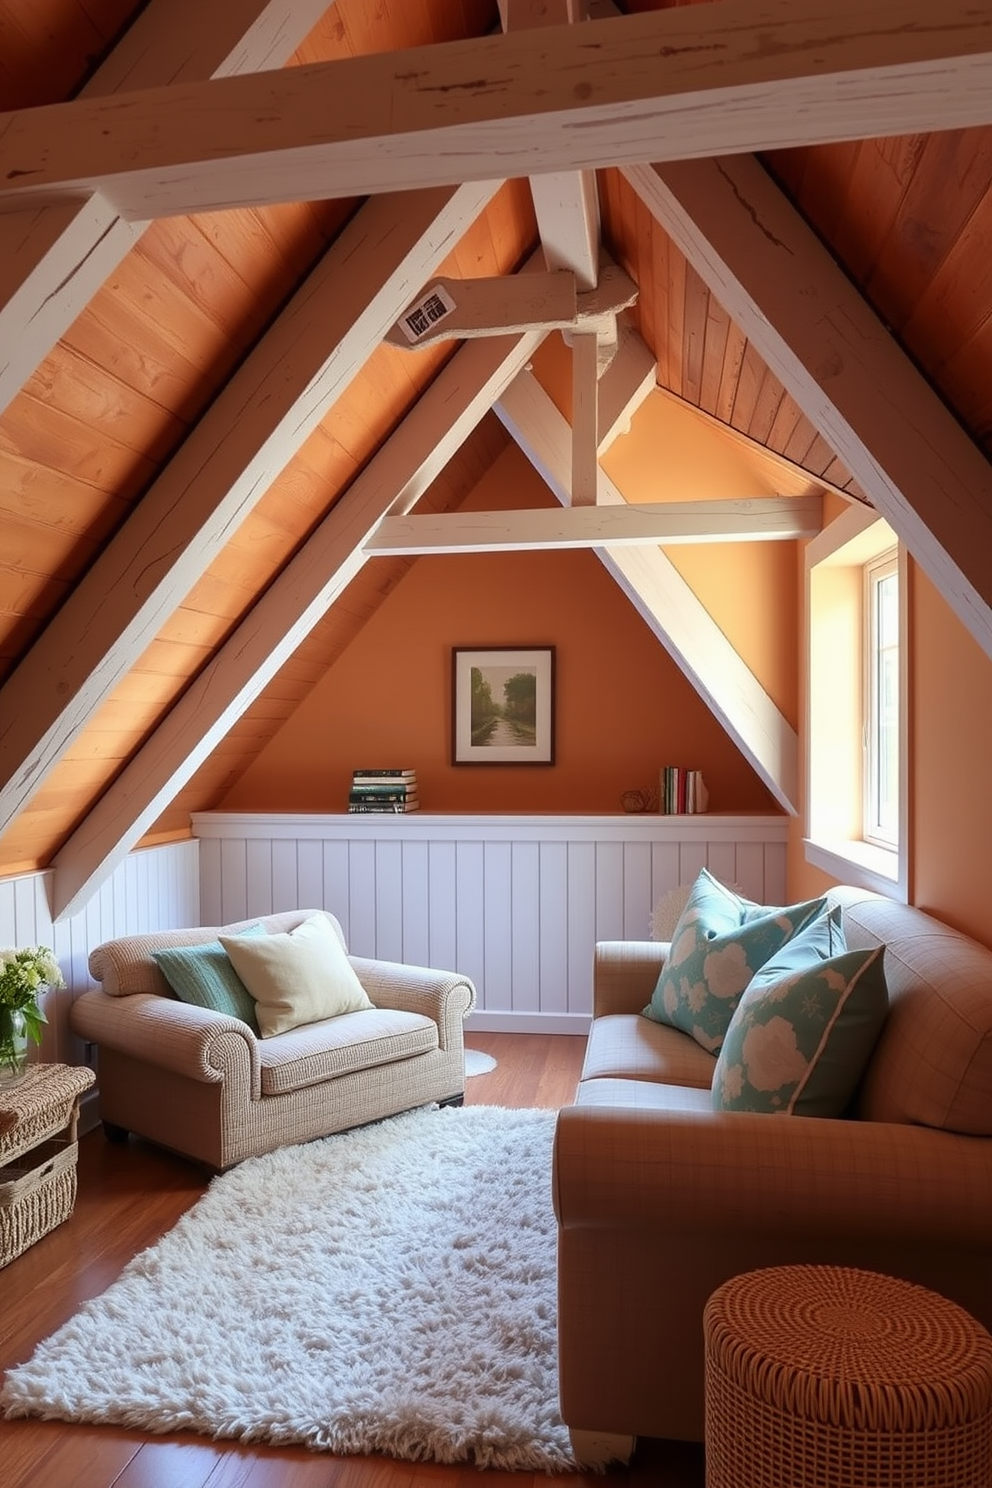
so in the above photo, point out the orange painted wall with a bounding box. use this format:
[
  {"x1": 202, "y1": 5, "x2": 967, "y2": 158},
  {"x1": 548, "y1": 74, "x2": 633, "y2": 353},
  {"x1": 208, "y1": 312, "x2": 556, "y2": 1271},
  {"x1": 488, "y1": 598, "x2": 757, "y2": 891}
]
[{"x1": 223, "y1": 439, "x2": 785, "y2": 815}]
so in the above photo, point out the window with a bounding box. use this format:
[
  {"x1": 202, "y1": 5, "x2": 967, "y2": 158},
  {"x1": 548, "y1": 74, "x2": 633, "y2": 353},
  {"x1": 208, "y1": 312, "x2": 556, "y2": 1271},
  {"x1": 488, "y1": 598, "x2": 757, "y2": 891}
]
[
  {"x1": 805, "y1": 509, "x2": 907, "y2": 900},
  {"x1": 864, "y1": 550, "x2": 898, "y2": 848}
]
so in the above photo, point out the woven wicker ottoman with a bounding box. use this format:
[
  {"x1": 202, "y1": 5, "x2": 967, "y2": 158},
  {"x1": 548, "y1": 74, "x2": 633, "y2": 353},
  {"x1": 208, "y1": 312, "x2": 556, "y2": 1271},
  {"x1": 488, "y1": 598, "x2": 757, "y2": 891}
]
[{"x1": 704, "y1": 1265, "x2": 992, "y2": 1488}]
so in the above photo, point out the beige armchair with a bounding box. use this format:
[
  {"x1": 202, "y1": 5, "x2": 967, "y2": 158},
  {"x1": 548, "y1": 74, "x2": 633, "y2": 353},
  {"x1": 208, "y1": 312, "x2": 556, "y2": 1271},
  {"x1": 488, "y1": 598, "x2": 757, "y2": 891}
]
[{"x1": 70, "y1": 909, "x2": 475, "y2": 1170}]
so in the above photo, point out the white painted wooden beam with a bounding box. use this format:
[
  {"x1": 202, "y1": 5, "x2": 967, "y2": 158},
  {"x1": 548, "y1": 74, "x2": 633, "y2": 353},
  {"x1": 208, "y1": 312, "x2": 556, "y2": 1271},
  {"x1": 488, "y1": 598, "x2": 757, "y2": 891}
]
[
  {"x1": 387, "y1": 263, "x2": 636, "y2": 348},
  {"x1": 597, "y1": 319, "x2": 657, "y2": 454},
  {"x1": 503, "y1": 2, "x2": 601, "y2": 298},
  {"x1": 1, "y1": 1, "x2": 990, "y2": 217},
  {"x1": 626, "y1": 156, "x2": 992, "y2": 661},
  {"x1": 571, "y1": 331, "x2": 600, "y2": 506},
  {"x1": 0, "y1": 180, "x2": 501, "y2": 840},
  {"x1": 496, "y1": 370, "x2": 799, "y2": 812},
  {"x1": 0, "y1": 0, "x2": 333, "y2": 418},
  {"x1": 365, "y1": 496, "x2": 822, "y2": 554},
  {"x1": 50, "y1": 330, "x2": 545, "y2": 920}
]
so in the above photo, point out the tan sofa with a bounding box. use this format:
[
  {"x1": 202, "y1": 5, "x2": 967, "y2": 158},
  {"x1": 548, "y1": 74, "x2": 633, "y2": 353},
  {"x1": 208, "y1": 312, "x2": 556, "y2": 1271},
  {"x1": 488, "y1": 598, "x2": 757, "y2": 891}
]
[
  {"x1": 553, "y1": 886, "x2": 992, "y2": 1458},
  {"x1": 70, "y1": 909, "x2": 475, "y2": 1170}
]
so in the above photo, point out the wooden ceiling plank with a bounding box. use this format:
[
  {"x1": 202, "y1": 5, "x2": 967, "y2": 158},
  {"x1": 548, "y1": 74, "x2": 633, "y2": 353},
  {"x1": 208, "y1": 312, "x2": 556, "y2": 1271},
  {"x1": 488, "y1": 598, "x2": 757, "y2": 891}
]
[
  {"x1": 496, "y1": 369, "x2": 799, "y2": 811},
  {"x1": 49, "y1": 329, "x2": 545, "y2": 919},
  {"x1": 0, "y1": 179, "x2": 503, "y2": 841},
  {"x1": 365, "y1": 496, "x2": 823, "y2": 554},
  {"x1": 0, "y1": 0, "x2": 336, "y2": 417},
  {"x1": 626, "y1": 154, "x2": 992, "y2": 659},
  {"x1": 3, "y1": 1, "x2": 991, "y2": 218}
]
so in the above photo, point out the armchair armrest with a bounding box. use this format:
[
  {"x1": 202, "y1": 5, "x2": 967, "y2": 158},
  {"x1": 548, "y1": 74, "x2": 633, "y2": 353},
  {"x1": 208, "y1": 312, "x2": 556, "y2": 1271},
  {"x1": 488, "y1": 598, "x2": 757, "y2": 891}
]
[
  {"x1": 70, "y1": 989, "x2": 261, "y2": 1095},
  {"x1": 348, "y1": 957, "x2": 476, "y2": 1050},
  {"x1": 593, "y1": 940, "x2": 667, "y2": 1018},
  {"x1": 554, "y1": 1105, "x2": 992, "y2": 1249}
]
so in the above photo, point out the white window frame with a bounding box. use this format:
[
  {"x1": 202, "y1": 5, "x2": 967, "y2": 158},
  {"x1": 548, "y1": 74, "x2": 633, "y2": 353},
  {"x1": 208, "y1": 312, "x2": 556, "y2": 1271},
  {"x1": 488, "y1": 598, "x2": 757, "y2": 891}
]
[
  {"x1": 804, "y1": 506, "x2": 908, "y2": 901},
  {"x1": 863, "y1": 549, "x2": 899, "y2": 850}
]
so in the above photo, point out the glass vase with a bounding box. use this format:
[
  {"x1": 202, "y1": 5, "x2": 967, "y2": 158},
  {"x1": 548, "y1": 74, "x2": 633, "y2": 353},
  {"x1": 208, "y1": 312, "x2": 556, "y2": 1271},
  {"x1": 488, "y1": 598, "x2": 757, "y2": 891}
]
[{"x1": 0, "y1": 1006, "x2": 29, "y2": 1086}]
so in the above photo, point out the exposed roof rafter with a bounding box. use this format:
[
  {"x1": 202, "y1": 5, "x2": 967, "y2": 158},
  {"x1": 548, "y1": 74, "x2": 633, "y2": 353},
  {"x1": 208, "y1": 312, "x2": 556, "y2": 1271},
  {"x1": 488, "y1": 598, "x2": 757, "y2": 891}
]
[
  {"x1": 0, "y1": 179, "x2": 503, "y2": 840},
  {"x1": 0, "y1": 0, "x2": 334, "y2": 418},
  {"x1": 625, "y1": 154, "x2": 992, "y2": 661},
  {"x1": 50, "y1": 331, "x2": 545, "y2": 920}
]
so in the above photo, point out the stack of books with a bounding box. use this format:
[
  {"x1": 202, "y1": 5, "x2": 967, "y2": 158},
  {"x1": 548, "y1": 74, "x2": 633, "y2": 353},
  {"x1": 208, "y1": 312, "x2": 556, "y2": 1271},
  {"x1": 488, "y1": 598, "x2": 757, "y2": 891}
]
[
  {"x1": 348, "y1": 769, "x2": 419, "y2": 813},
  {"x1": 659, "y1": 766, "x2": 708, "y2": 815}
]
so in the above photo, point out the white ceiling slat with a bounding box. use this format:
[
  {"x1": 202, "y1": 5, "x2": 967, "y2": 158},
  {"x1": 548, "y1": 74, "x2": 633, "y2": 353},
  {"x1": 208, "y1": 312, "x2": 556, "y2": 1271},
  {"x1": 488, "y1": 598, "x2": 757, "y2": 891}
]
[
  {"x1": 364, "y1": 497, "x2": 823, "y2": 554},
  {"x1": 496, "y1": 370, "x2": 799, "y2": 813},
  {"x1": 0, "y1": 179, "x2": 502, "y2": 841},
  {"x1": 50, "y1": 331, "x2": 545, "y2": 920},
  {"x1": 0, "y1": 0, "x2": 334, "y2": 417},
  {"x1": 1, "y1": 1, "x2": 990, "y2": 217},
  {"x1": 626, "y1": 155, "x2": 992, "y2": 662}
]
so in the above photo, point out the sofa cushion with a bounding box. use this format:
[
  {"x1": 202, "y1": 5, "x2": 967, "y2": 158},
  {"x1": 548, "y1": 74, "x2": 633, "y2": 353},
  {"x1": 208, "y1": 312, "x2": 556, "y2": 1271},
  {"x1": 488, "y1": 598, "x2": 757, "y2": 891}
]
[
  {"x1": 152, "y1": 926, "x2": 265, "y2": 1032},
  {"x1": 643, "y1": 868, "x2": 825, "y2": 1053},
  {"x1": 711, "y1": 907, "x2": 888, "y2": 1117},
  {"x1": 258, "y1": 1007, "x2": 438, "y2": 1096},
  {"x1": 581, "y1": 1013, "x2": 716, "y2": 1089},
  {"x1": 220, "y1": 913, "x2": 374, "y2": 1037},
  {"x1": 574, "y1": 1076, "x2": 713, "y2": 1114}
]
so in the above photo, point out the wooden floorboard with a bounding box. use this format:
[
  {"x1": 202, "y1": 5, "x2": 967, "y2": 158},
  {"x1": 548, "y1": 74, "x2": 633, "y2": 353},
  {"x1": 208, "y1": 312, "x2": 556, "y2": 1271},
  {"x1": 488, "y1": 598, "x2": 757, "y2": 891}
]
[{"x1": 0, "y1": 1034, "x2": 704, "y2": 1487}]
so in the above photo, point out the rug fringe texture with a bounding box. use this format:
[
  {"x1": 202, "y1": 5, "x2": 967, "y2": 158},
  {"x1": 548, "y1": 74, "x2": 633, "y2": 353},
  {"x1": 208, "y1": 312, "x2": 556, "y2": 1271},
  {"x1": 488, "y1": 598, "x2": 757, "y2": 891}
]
[{"x1": 1, "y1": 1104, "x2": 578, "y2": 1472}]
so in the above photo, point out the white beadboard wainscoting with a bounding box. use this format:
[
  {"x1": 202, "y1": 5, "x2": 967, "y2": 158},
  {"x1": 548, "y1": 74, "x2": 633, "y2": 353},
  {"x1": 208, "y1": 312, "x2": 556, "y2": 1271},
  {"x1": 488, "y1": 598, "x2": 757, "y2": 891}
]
[
  {"x1": 0, "y1": 839, "x2": 201, "y2": 1124},
  {"x1": 192, "y1": 814, "x2": 789, "y2": 1033}
]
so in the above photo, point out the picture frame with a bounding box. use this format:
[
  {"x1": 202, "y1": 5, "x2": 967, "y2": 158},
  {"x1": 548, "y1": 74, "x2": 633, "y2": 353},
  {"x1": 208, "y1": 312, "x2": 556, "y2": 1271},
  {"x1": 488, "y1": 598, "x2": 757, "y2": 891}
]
[{"x1": 452, "y1": 647, "x2": 555, "y2": 765}]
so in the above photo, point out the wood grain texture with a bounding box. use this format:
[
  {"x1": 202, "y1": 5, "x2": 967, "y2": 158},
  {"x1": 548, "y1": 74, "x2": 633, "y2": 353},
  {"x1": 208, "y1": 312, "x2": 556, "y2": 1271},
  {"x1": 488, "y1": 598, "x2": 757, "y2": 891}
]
[{"x1": 3, "y1": 1, "x2": 992, "y2": 216}]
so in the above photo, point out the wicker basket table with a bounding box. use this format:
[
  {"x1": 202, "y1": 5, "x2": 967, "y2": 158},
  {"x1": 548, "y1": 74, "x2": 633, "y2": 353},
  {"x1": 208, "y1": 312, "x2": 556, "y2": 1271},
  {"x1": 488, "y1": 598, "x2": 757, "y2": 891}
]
[
  {"x1": 704, "y1": 1265, "x2": 992, "y2": 1488},
  {"x1": 0, "y1": 1063, "x2": 95, "y2": 1268}
]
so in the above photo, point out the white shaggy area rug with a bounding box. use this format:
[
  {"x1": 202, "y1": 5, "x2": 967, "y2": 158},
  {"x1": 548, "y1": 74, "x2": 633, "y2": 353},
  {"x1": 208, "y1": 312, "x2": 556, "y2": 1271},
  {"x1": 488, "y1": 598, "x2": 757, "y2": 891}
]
[{"x1": 1, "y1": 1105, "x2": 575, "y2": 1471}]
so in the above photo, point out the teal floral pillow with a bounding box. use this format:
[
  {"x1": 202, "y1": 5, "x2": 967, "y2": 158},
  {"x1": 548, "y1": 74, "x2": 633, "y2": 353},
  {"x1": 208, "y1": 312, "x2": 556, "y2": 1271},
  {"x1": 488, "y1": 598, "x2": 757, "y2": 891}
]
[
  {"x1": 711, "y1": 906, "x2": 889, "y2": 1116},
  {"x1": 642, "y1": 869, "x2": 826, "y2": 1052}
]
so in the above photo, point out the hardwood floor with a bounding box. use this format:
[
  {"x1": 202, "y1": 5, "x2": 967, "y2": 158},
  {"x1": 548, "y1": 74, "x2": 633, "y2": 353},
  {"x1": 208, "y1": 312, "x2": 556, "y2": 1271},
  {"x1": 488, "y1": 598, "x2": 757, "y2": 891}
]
[{"x1": 0, "y1": 1034, "x2": 705, "y2": 1488}]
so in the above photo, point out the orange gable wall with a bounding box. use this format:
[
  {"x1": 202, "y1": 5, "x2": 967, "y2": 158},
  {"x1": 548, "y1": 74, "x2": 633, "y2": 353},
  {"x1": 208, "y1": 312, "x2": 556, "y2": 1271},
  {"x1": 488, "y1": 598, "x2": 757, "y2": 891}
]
[{"x1": 223, "y1": 440, "x2": 784, "y2": 816}]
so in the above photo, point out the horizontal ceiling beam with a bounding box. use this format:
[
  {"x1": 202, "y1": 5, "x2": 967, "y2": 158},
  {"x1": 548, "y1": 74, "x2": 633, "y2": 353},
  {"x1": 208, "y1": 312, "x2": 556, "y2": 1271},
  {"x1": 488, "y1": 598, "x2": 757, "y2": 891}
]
[
  {"x1": 364, "y1": 496, "x2": 822, "y2": 554},
  {"x1": 50, "y1": 331, "x2": 544, "y2": 920},
  {"x1": 626, "y1": 155, "x2": 992, "y2": 661},
  {"x1": 496, "y1": 369, "x2": 799, "y2": 812},
  {"x1": 1, "y1": 1, "x2": 990, "y2": 217}
]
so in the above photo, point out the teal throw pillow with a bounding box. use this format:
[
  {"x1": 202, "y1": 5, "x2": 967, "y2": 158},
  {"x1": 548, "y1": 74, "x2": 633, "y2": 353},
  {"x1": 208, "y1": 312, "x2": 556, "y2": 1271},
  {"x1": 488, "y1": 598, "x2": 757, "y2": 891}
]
[
  {"x1": 153, "y1": 925, "x2": 266, "y2": 1033},
  {"x1": 642, "y1": 868, "x2": 826, "y2": 1052},
  {"x1": 711, "y1": 906, "x2": 889, "y2": 1117}
]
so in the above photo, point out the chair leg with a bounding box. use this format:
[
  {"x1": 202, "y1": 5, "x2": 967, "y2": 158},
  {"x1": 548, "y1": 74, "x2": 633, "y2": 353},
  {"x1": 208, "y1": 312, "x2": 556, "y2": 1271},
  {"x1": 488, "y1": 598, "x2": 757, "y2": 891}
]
[{"x1": 568, "y1": 1429, "x2": 636, "y2": 1468}]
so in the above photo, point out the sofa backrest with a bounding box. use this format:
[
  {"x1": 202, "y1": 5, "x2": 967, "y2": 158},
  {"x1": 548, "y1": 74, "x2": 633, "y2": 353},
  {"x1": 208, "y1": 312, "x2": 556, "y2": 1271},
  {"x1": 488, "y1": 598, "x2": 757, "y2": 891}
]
[
  {"x1": 829, "y1": 887, "x2": 992, "y2": 1136},
  {"x1": 88, "y1": 910, "x2": 347, "y2": 998}
]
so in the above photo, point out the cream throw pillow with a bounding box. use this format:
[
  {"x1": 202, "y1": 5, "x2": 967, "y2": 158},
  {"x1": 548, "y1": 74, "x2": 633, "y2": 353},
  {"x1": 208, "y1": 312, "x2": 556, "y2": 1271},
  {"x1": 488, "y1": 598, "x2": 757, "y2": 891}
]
[{"x1": 219, "y1": 913, "x2": 374, "y2": 1038}]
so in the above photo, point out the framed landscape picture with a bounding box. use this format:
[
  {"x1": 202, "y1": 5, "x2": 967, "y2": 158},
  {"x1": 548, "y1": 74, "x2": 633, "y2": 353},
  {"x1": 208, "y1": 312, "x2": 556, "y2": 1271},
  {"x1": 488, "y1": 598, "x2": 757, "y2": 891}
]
[{"x1": 452, "y1": 647, "x2": 555, "y2": 765}]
